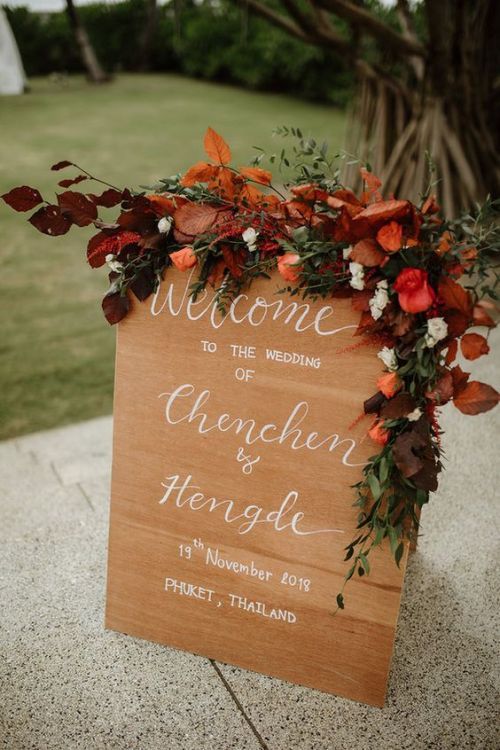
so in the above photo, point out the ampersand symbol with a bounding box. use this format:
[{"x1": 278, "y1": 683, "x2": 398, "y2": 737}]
[{"x1": 236, "y1": 447, "x2": 261, "y2": 475}]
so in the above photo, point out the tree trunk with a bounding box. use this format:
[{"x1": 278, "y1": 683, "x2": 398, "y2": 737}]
[
  {"x1": 344, "y1": 0, "x2": 500, "y2": 216},
  {"x1": 65, "y1": 0, "x2": 109, "y2": 84},
  {"x1": 135, "y1": 0, "x2": 158, "y2": 72}
]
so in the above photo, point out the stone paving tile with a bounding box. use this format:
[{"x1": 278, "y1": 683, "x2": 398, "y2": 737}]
[
  {"x1": 0, "y1": 429, "x2": 261, "y2": 750},
  {"x1": 215, "y1": 340, "x2": 500, "y2": 750},
  {"x1": 15, "y1": 416, "x2": 113, "y2": 463}
]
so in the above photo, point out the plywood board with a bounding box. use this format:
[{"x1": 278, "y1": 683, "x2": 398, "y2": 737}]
[{"x1": 105, "y1": 268, "x2": 407, "y2": 706}]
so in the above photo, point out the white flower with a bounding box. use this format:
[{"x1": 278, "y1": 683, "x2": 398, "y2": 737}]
[
  {"x1": 424, "y1": 317, "x2": 448, "y2": 348},
  {"x1": 369, "y1": 279, "x2": 389, "y2": 320},
  {"x1": 407, "y1": 407, "x2": 422, "y2": 422},
  {"x1": 343, "y1": 245, "x2": 352, "y2": 260},
  {"x1": 105, "y1": 253, "x2": 124, "y2": 273},
  {"x1": 242, "y1": 227, "x2": 259, "y2": 251},
  {"x1": 349, "y1": 261, "x2": 365, "y2": 290},
  {"x1": 377, "y1": 346, "x2": 398, "y2": 371},
  {"x1": 158, "y1": 216, "x2": 172, "y2": 234}
]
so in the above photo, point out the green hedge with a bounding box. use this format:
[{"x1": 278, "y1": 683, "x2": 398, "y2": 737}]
[{"x1": 6, "y1": 0, "x2": 353, "y2": 106}]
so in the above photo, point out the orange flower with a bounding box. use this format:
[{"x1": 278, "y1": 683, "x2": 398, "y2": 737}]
[
  {"x1": 377, "y1": 372, "x2": 401, "y2": 399},
  {"x1": 377, "y1": 222, "x2": 403, "y2": 253},
  {"x1": 170, "y1": 246, "x2": 197, "y2": 272},
  {"x1": 277, "y1": 253, "x2": 302, "y2": 283},
  {"x1": 368, "y1": 420, "x2": 389, "y2": 445}
]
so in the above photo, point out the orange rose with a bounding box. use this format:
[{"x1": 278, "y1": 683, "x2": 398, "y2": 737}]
[
  {"x1": 277, "y1": 253, "x2": 302, "y2": 283},
  {"x1": 377, "y1": 222, "x2": 403, "y2": 253},
  {"x1": 377, "y1": 372, "x2": 401, "y2": 399},
  {"x1": 170, "y1": 246, "x2": 197, "y2": 272},
  {"x1": 368, "y1": 420, "x2": 389, "y2": 446}
]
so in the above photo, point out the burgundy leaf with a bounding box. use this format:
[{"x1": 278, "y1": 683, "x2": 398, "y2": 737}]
[
  {"x1": 57, "y1": 191, "x2": 98, "y2": 227},
  {"x1": 88, "y1": 188, "x2": 124, "y2": 208},
  {"x1": 29, "y1": 205, "x2": 72, "y2": 236},
  {"x1": 380, "y1": 392, "x2": 416, "y2": 419},
  {"x1": 51, "y1": 160, "x2": 73, "y2": 171},
  {"x1": 2, "y1": 186, "x2": 43, "y2": 212},
  {"x1": 58, "y1": 175, "x2": 88, "y2": 189},
  {"x1": 102, "y1": 292, "x2": 130, "y2": 325}
]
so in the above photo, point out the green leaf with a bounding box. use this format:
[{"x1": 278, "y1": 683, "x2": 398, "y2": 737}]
[
  {"x1": 395, "y1": 542, "x2": 404, "y2": 567},
  {"x1": 367, "y1": 473, "x2": 382, "y2": 500},
  {"x1": 388, "y1": 525, "x2": 399, "y2": 556},
  {"x1": 336, "y1": 593, "x2": 344, "y2": 610},
  {"x1": 359, "y1": 552, "x2": 370, "y2": 575}
]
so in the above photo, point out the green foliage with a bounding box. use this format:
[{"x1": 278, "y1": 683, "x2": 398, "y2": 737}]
[{"x1": 6, "y1": 0, "x2": 353, "y2": 105}]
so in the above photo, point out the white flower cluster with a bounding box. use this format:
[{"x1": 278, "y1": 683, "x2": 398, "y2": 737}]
[
  {"x1": 242, "y1": 227, "x2": 259, "y2": 251},
  {"x1": 377, "y1": 346, "x2": 398, "y2": 371},
  {"x1": 105, "y1": 254, "x2": 124, "y2": 273},
  {"x1": 424, "y1": 317, "x2": 448, "y2": 348},
  {"x1": 349, "y1": 261, "x2": 365, "y2": 290},
  {"x1": 369, "y1": 280, "x2": 389, "y2": 320},
  {"x1": 158, "y1": 216, "x2": 173, "y2": 234}
]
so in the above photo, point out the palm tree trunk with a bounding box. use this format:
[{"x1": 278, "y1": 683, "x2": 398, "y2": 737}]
[{"x1": 65, "y1": 0, "x2": 108, "y2": 84}]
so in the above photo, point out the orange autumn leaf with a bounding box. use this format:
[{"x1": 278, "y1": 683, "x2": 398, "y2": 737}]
[
  {"x1": 181, "y1": 161, "x2": 217, "y2": 187},
  {"x1": 204, "y1": 127, "x2": 231, "y2": 165},
  {"x1": 453, "y1": 381, "x2": 500, "y2": 415},
  {"x1": 210, "y1": 166, "x2": 236, "y2": 199},
  {"x1": 377, "y1": 221, "x2": 403, "y2": 253},
  {"x1": 360, "y1": 167, "x2": 382, "y2": 190},
  {"x1": 436, "y1": 230, "x2": 452, "y2": 256},
  {"x1": 146, "y1": 193, "x2": 186, "y2": 216},
  {"x1": 350, "y1": 238, "x2": 386, "y2": 267},
  {"x1": 174, "y1": 202, "x2": 228, "y2": 238},
  {"x1": 240, "y1": 166, "x2": 272, "y2": 185},
  {"x1": 239, "y1": 182, "x2": 265, "y2": 206},
  {"x1": 460, "y1": 333, "x2": 490, "y2": 360},
  {"x1": 438, "y1": 276, "x2": 473, "y2": 317},
  {"x1": 353, "y1": 199, "x2": 410, "y2": 228},
  {"x1": 472, "y1": 302, "x2": 496, "y2": 328}
]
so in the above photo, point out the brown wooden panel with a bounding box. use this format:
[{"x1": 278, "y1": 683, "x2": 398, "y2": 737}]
[{"x1": 105, "y1": 268, "x2": 408, "y2": 707}]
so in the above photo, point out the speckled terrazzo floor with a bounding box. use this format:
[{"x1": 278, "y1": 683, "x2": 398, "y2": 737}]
[{"x1": 1, "y1": 330, "x2": 499, "y2": 750}]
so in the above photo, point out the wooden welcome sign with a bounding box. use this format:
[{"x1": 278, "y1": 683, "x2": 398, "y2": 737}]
[{"x1": 105, "y1": 268, "x2": 408, "y2": 706}]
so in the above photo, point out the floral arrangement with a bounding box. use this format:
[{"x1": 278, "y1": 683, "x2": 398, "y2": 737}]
[{"x1": 3, "y1": 127, "x2": 499, "y2": 609}]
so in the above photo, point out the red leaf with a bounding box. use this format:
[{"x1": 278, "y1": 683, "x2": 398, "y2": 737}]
[
  {"x1": 443, "y1": 310, "x2": 470, "y2": 338},
  {"x1": 204, "y1": 127, "x2": 231, "y2": 165},
  {"x1": 444, "y1": 338, "x2": 458, "y2": 365},
  {"x1": 2, "y1": 186, "x2": 43, "y2": 212},
  {"x1": 426, "y1": 372, "x2": 454, "y2": 405},
  {"x1": 89, "y1": 188, "x2": 124, "y2": 208},
  {"x1": 438, "y1": 276, "x2": 473, "y2": 316},
  {"x1": 380, "y1": 392, "x2": 416, "y2": 419},
  {"x1": 29, "y1": 205, "x2": 72, "y2": 236},
  {"x1": 460, "y1": 333, "x2": 490, "y2": 361},
  {"x1": 57, "y1": 191, "x2": 98, "y2": 227},
  {"x1": 451, "y1": 365, "x2": 470, "y2": 396},
  {"x1": 51, "y1": 160, "x2": 73, "y2": 171},
  {"x1": 102, "y1": 291, "x2": 130, "y2": 325},
  {"x1": 350, "y1": 238, "x2": 386, "y2": 266},
  {"x1": 351, "y1": 289, "x2": 372, "y2": 312},
  {"x1": 453, "y1": 381, "x2": 499, "y2": 415},
  {"x1": 173, "y1": 202, "x2": 229, "y2": 238},
  {"x1": 58, "y1": 175, "x2": 87, "y2": 189}
]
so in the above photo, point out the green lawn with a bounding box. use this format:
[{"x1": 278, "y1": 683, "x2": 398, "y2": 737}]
[{"x1": 0, "y1": 73, "x2": 346, "y2": 440}]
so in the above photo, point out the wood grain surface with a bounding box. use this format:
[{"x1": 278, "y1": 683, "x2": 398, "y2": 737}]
[{"x1": 105, "y1": 268, "x2": 408, "y2": 707}]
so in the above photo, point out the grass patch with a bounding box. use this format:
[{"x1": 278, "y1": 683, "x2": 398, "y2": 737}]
[{"x1": 0, "y1": 73, "x2": 346, "y2": 439}]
